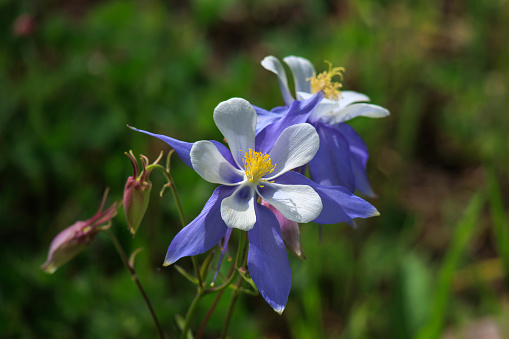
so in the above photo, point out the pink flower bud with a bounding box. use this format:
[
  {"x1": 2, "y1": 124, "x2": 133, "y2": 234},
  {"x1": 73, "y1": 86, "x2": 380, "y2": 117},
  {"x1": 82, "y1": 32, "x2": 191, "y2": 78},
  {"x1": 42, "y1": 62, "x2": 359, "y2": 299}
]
[
  {"x1": 13, "y1": 14, "x2": 36, "y2": 37},
  {"x1": 261, "y1": 199, "x2": 305, "y2": 259},
  {"x1": 123, "y1": 151, "x2": 152, "y2": 236},
  {"x1": 41, "y1": 189, "x2": 119, "y2": 274}
]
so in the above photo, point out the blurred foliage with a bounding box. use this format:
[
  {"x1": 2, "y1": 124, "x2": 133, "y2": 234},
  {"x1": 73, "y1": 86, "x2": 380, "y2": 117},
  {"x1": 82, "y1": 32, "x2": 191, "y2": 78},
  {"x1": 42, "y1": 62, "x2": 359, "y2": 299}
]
[{"x1": 1, "y1": 0, "x2": 509, "y2": 338}]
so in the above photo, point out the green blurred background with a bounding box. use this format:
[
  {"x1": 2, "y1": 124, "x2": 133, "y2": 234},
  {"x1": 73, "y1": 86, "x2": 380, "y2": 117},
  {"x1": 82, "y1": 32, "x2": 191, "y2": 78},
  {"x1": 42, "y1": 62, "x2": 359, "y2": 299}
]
[{"x1": 1, "y1": 0, "x2": 509, "y2": 338}]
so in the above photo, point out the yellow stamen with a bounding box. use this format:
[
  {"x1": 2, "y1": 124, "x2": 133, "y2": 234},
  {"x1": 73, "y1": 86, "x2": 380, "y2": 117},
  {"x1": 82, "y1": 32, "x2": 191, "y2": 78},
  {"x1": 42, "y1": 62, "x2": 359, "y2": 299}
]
[
  {"x1": 241, "y1": 149, "x2": 276, "y2": 186},
  {"x1": 307, "y1": 61, "x2": 345, "y2": 100}
]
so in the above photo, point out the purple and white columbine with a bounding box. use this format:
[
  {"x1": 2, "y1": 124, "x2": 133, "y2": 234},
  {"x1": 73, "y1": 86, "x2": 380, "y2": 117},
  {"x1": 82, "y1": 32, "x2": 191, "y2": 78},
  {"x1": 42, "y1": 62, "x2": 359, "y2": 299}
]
[
  {"x1": 258, "y1": 56, "x2": 390, "y2": 197},
  {"x1": 131, "y1": 95, "x2": 379, "y2": 313}
]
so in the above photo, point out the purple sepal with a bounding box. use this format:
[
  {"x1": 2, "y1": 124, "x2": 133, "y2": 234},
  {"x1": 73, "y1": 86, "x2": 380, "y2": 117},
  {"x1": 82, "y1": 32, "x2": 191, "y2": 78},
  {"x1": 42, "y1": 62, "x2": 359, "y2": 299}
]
[
  {"x1": 210, "y1": 140, "x2": 240, "y2": 169},
  {"x1": 212, "y1": 227, "x2": 233, "y2": 285},
  {"x1": 308, "y1": 122, "x2": 356, "y2": 193},
  {"x1": 334, "y1": 123, "x2": 376, "y2": 197},
  {"x1": 130, "y1": 127, "x2": 239, "y2": 170},
  {"x1": 255, "y1": 91, "x2": 325, "y2": 153},
  {"x1": 253, "y1": 105, "x2": 285, "y2": 133},
  {"x1": 164, "y1": 185, "x2": 236, "y2": 265},
  {"x1": 275, "y1": 171, "x2": 379, "y2": 224},
  {"x1": 130, "y1": 127, "x2": 194, "y2": 168},
  {"x1": 248, "y1": 203, "x2": 292, "y2": 314}
]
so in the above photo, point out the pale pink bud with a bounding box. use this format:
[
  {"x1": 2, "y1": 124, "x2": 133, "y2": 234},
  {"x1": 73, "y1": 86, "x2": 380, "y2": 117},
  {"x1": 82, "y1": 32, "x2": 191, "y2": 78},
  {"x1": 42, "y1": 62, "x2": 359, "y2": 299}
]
[
  {"x1": 41, "y1": 190, "x2": 119, "y2": 274},
  {"x1": 261, "y1": 199, "x2": 305, "y2": 259},
  {"x1": 13, "y1": 14, "x2": 36, "y2": 37}
]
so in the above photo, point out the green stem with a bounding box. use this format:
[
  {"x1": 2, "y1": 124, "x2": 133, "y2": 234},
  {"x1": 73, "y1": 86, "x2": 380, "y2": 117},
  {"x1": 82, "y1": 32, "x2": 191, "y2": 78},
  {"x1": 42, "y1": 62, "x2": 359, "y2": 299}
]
[
  {"x1": 105, "y1": 229, "x2": 165, "y2": 339},
  {"x1": 220, "y1": 278, "x2": 243, "y2": 339},
  {"x1": 181, "y1": 291, "x2": 203, "y2": 339},
  {"x1": 149, "y1": 158, "x2": 207, "y2": 338},
  {"x1": 196, "y1": 290, "x2": 225, "y2": 339},
  {"x1": 198, "y1": 230, "x2": 247, "y2": 338},
  {"x1": 147, "y1": 163, "x2": 203, "y2": 287},
  {"x1": 205, "y1": 230, "x2": 246, "y2": 294},
  {"x1": 145, "y1": 163, "x2": 184, "y2": 221},
  {"x1": 219, "y1": 231, "x2": 248, "y2": 339},
  {"x1": 167, "y1": 170, "x2": 203, "y2": 288},
  {"x1": 167, "y1": 171, "x2": 186, "y2": 228}
]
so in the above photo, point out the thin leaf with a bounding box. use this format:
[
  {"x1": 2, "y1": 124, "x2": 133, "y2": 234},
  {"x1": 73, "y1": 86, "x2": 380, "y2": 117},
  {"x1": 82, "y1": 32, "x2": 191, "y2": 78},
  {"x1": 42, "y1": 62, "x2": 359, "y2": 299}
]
[
  {"x1": 175, "y1": 314, "x2": 194, "y2": 339},
  {"x1": 128, "y1": 247, "x2": 144, "y2": 268},
  {"x1": 416, "y1": 192, "x2": 484, "y2": 339},
  {"x1": 237, "y1": 268, "x2": 258, "y2": 294},
  {"x1": 174, "y1": 265, "x2": 199, "y2": 286},
  {"x1": 199, "y1": 251, "x2": 215, "y2": 282},
  {"x1": 486, "y1": 165, "x2": 509, "y2": 287}
]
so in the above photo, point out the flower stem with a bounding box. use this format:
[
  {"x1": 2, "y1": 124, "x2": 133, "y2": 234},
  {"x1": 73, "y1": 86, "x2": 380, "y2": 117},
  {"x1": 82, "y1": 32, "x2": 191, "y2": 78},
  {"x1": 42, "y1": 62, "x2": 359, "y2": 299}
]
[
  {"x1": 181, "y1": 291, "x2": 203, "y2": 339},
  {"x1": 220, "y1": 278, "x2": 243, "y2": 339},
  {"x1": 195, "y1": 289, "x2": 225, "y2": 339},
  {"x1": 146, "y1": 162, "x2": 203, "y2": 288},
  {"x1": 219, "y1": 231, "x2": 248, "y2": 339},
  {"x1": 104, "y1": 229, "x2": 165, "y2": 339},
  {"x1": 148, "y1": 157, "x2": 207, "y2": 338},
  {"x1": 145, "y1": 163, "x2": 185, "y2": 225}
]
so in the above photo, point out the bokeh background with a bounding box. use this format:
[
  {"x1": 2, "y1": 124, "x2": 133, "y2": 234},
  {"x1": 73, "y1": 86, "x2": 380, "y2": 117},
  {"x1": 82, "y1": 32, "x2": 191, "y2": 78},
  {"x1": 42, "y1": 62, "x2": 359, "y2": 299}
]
[{"x1": 1, "y1": 0, "x2": 509, "y2": 338}]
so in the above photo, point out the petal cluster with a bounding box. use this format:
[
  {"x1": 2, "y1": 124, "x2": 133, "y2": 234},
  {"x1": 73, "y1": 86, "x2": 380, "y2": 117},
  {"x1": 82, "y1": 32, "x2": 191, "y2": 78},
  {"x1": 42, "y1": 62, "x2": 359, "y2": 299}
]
[{"x1": 133, "y1": 94, "x2": 379, "y2": 313}]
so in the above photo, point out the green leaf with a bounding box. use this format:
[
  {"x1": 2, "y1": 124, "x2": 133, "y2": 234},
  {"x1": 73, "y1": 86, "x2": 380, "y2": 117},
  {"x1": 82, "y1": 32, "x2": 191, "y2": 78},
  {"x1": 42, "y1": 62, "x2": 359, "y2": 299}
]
[
  {"x1": 237, "y1": 268, "x2": 258, "y2": 294},
  {"x1": 175, "y1": 314, "x2": 194, "y2": 339},
  {"x1": 174, "y1": 265, "x2": 199, "y2": 286},
  {"x1": 199, "y1": 251, "x2": 215, "y2": 283},
  {"x1": 128, "y1": 247, "x2": 144, "y2": 268},
  {"x1": 486, "y1": 165, "x2": 509, "y2": 287},
  {"x1": 416, "y1": 192, "x2": 484, "y2": 339}
]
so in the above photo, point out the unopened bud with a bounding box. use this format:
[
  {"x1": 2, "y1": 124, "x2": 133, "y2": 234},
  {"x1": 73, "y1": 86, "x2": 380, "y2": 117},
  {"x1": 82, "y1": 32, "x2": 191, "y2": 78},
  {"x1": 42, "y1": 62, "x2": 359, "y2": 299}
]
[
  {"x1": 13, "y1": 14, "x2": 36, "y2": 37},
  {"x1": 41, "y1": 189, "x2": 119, "y2": 274},
  {"x1": 123, "y1": 151, "x2": 152, "y2": 236}
]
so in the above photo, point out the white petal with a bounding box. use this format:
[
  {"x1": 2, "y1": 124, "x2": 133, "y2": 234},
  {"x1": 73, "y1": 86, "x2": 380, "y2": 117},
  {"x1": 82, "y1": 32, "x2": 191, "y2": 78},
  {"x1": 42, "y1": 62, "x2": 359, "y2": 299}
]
[
  {"x1": 297, "y1": 91, "x2": 338, "y2": 122},
  {"x1": 329, "y1": 103, "x2": 390, "y2": 124},
  {"x1": 257, "y1": 183, "x2": 322, "y2": 223},
  {"x1": 214, "y1": 98, "x2": 256, "y2": 168},
  {"x1": 283, "y1": 56, "x2": 315, "y2": 94},
  {"x1": 337, "y1": 91, "x2": 371, "y2": 109},
  {"x1": 261, "y1": 56, "x2": 294, "y2": 106},
  {"x1": 221, "y1": 185, "x2": 257, "y2": 231},
  {"x1": 190, "y1": 140, "x2": 244, "y2": 185},
  {"x1": 266, "y1": 123, "x2": 319, "y2": 179}
]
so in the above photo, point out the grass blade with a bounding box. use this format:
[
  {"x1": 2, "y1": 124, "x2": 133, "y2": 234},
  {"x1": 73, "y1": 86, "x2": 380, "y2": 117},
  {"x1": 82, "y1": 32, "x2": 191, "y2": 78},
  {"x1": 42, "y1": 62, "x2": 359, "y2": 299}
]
[{"x1": 416, "y1": 192, "x2": 484, "y2": 339}]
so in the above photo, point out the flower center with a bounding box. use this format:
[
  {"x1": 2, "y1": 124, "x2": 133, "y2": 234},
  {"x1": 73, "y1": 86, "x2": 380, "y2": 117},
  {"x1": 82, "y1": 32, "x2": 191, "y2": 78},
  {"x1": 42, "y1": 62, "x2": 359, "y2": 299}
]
[
  {"x1": 308, "y1": 61, "x2": 345, "y2": 100},
  {"x1": 241, "y1": 149, "x2": 276, "y2": 186}
]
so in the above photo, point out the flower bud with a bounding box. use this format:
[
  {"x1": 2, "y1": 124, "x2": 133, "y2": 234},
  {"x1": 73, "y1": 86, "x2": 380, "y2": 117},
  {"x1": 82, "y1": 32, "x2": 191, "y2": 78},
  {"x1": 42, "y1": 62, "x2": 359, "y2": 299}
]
[
  {"x1": 13, "y1": 14, "x2": 36, "y2": 37},
  {"x1": 41, "y1": 189, "x2": 119, "y2": 274},
  {"x1": 261, "y1": 199, "x2": 305, "y2": 259},
  {"x1": 123, "y1": 151, "x2": 152, "y2": 236}
]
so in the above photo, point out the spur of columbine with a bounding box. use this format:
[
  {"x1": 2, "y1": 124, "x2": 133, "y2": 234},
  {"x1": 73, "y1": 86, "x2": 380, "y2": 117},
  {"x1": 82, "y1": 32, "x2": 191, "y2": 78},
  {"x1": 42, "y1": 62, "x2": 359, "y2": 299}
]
[
  {"x1": 130, "y1": 95, "x2": 379, "y2": 313},
  {"x1": 258, "y1": 55, "x2": 390, "y2": 197}
]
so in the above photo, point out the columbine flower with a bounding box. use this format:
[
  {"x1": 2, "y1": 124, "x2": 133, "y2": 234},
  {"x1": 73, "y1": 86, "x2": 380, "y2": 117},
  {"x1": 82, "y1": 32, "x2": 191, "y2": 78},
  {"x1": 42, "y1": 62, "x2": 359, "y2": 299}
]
[
  {"x1": 41, "y1": 189, "x2": 119, "y2": 274},
  {"x1": 130, "y1": 95, "x2": 379, "y2": 313},
  {"x1": 258, "y1": 55, "x2": 390, "y2": 197}
]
